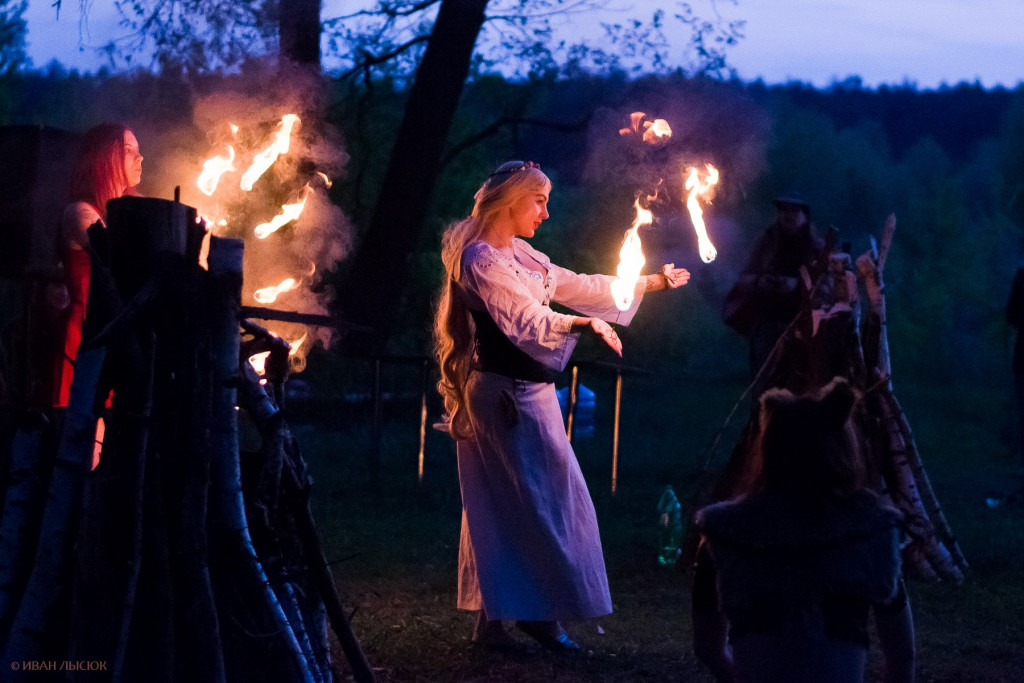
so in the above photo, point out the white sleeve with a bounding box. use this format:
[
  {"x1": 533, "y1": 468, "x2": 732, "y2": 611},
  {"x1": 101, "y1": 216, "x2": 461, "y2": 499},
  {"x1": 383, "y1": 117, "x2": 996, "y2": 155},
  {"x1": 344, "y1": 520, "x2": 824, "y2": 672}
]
[
  {"x1": 516, "y1": 239, "x2": 645, "y2": 326},
  {"x1": 460, "y1": 244, "x2": 580, "y2": 371},
  {"x1": 61, "y1": 202, "x2": 103, "y2": 251}
]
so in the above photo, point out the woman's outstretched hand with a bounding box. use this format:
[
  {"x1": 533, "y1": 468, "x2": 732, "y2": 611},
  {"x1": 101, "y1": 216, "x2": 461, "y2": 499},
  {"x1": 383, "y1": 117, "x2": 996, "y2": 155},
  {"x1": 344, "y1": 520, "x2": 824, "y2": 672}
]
[
  {"x1": 577, "y1": 317, "x2": 622, "y2": 357},
  {"x1": 660, "y1": 263, "x2": 690, "y2": 289}
]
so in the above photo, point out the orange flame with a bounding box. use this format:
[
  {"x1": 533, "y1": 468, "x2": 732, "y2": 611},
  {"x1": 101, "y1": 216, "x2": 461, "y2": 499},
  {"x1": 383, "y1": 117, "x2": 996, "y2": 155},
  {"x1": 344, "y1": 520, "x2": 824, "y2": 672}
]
[
  {"x1": 619, "y1": 111, "x2": 672, "y2": 144},
  {"x1": 197, "y1": 146, "x2": 236, "y2": 196},
  {"x1": 684, "y1": 164, "x2": 719, "y2": 263},
  {"x1": 618, "y1": 112, "x2": 646, "y2": 136},
  {"x1": 247, "y1": 331, "x2": 306, "y2": 375},
  {"x1": 254, "y1": 185, "x2": 311, "y2": 239},
  {"x1": 248, "y1": 351, "x2": 271, "y2": 375},
  {"x1": 610, "y1": 198, "x2": 653, "y2": 310},
  {"x1": 194, "y1": 113, "x2": 320, "y2": 374},
  {"x1": 240, "y1": 114, "x2": 301, "y2": 192},
  {"x1": 253, "y1": 277, "x2": 298, "y2": 304},
  {"x1": 642, "y1": 118, "x2": 672, "y2": 143}
]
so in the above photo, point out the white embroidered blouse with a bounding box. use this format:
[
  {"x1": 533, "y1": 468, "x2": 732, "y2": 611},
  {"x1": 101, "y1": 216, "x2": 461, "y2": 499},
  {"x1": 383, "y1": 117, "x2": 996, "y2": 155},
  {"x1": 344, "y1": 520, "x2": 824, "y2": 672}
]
[{"x1": 459, "y1": 238, "x2": 645, "y2": 372}]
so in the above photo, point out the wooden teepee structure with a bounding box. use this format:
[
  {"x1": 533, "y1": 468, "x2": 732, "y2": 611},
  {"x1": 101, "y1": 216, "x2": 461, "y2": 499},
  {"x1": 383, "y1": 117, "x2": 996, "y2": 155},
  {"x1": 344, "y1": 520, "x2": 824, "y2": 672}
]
[
  {"x1": 705, "y1": 214, "x2": 967, "y2": 583},
  {"x1": 0, "y1": 196, "x2": 374, "y2": 682}
]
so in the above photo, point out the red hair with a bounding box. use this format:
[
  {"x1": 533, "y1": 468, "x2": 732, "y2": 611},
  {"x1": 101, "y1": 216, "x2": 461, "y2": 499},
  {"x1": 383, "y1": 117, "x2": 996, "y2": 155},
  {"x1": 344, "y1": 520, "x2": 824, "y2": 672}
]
[{"x1": 70, "y1": 123, "x2": 138, "y2": 220}]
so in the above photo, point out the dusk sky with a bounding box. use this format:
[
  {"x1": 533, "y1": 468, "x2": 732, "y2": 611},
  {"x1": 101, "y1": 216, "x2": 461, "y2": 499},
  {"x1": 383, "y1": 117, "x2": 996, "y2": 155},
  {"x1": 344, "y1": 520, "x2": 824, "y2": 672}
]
[{"x1": 22, "y1": 1, "x2": 1024, "y2": 89}]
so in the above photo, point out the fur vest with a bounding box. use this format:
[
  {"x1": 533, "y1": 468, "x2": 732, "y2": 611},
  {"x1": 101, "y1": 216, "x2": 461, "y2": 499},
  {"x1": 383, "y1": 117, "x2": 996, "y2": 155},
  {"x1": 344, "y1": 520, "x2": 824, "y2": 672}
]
[{"x1": 696, "y1": 490, "x2": 903, "y2": 623}]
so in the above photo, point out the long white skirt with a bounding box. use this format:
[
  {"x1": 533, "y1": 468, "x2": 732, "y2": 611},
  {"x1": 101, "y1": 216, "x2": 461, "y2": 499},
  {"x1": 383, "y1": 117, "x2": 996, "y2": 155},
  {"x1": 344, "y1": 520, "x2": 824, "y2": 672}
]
[{"x1": 456, "y1": 370, "x2": 612, "y2": 621}]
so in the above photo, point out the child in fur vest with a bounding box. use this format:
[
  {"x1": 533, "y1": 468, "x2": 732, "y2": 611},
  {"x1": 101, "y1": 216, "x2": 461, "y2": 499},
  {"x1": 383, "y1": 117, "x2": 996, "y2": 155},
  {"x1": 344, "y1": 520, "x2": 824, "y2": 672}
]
[{"x1": 691, "y1": 377, "x2": 915, "y2": 683}]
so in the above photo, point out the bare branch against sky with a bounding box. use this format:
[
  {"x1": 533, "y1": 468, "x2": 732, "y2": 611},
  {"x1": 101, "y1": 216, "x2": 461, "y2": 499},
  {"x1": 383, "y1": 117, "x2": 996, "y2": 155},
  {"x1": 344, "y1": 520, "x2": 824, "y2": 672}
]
[{"x1": 23, "y1": 1, "x2": 1024, "y2": 88}]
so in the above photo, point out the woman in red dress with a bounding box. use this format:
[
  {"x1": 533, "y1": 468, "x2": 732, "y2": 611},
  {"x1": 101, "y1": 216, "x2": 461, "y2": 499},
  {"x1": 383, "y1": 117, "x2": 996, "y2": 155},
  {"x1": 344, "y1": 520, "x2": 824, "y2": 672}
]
[{"x1": 53, "y1": 123, "x2": 143, "y2": 409}]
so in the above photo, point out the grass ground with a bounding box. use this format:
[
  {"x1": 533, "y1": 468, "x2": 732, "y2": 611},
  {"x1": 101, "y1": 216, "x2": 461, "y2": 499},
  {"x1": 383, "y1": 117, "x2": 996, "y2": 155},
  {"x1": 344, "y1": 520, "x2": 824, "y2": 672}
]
[{"x1": 292, "y1": 372, "x2": 1024, "y2": 682}]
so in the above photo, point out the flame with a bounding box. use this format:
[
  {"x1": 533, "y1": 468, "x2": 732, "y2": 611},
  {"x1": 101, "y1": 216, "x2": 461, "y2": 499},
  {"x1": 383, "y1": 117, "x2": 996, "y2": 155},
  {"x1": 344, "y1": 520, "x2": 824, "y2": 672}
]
[
  {"x1": 619, "y1": 111, "x2": 672, "y2": 144},
  {"x1": 200, "y1": 215, "x2": 228, "y2": 230},
  {"x1": 683, "y1": 164, "x2": 719, "y2": 264},
  {"x1": 240, "y1": 114, "x2": 301, "y2": 192},
  {"x1": 642, "y1": 118, "x2": 672, "y2": 143},
  {"x1": 249, "y1": 351, "x2": 271, "y2": 374},
  {"x1": 247, "y1": 332, "x2": 306, "y2": 375},
  {"x1": 197, "y1": 146, "x2": 236, "y2": 196},
  {"x1": 618, "y1": 112, "x2": 647, "y2": 136},
  {"x1": 198, "y1": 225, "x2": 212, "y2": 271},
  {"x1": 193, "y1": 113, "x2": 322, "y2": 375},
  {"x1": 254, "y1": 278, "x2": 298, "y2": 304},
  {"x1": 254, "y1": 185, "x2": 311, "y2": 239},
  {"x1": 610, "y1": 198, "x2": 653, "y2": 310}
]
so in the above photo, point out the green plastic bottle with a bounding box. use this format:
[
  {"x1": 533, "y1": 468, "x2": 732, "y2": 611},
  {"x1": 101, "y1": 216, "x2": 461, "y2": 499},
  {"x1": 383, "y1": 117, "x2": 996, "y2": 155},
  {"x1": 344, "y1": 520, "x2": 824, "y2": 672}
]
[{"x1": 657, "y1": 485, "x2": 683, "y2": 566}]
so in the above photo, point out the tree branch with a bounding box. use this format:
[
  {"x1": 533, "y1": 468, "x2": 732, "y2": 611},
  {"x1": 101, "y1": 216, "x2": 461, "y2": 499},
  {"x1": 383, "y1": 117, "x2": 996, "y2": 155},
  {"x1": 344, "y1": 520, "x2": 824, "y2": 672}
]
[
  {"x1": 440, "y1": 113, "x2": 592, "y2": 168},
  {"x1": 334, "y1": 34, "x2": 431, "y2": 83}
]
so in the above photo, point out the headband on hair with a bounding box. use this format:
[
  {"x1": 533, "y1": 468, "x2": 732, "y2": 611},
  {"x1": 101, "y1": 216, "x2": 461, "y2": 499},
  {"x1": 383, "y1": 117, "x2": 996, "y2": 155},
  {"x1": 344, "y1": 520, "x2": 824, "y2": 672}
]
[{"x1": 487, "y1": 160, "x2": 541, "y2": 182}]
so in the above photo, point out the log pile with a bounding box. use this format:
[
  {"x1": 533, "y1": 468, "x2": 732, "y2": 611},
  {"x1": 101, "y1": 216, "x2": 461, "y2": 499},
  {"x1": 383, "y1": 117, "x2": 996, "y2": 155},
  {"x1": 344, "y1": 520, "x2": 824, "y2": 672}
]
[{"x1": 0, "y1": 197, "x2": 373, "y2": 682}]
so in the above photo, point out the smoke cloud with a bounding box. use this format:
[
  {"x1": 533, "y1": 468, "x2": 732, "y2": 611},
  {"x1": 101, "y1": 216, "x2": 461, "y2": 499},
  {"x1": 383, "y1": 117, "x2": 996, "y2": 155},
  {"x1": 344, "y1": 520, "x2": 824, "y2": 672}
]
[{"x1": 139, "y1": 61, "x2": 353, "y2": 368}]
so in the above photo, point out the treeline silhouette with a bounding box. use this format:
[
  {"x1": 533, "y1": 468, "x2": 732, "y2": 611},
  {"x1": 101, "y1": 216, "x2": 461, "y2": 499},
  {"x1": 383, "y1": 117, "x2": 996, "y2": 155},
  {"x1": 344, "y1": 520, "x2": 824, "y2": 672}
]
[{"x1": 751, "y1": 78, "x2": 1017, "y2": 163}]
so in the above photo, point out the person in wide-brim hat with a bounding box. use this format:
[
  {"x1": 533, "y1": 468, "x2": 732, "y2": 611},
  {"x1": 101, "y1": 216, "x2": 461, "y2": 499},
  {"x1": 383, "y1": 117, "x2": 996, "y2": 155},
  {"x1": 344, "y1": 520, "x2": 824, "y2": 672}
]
[{"x1": 772, "y1": 191, "x2": 810, "y2": 211}]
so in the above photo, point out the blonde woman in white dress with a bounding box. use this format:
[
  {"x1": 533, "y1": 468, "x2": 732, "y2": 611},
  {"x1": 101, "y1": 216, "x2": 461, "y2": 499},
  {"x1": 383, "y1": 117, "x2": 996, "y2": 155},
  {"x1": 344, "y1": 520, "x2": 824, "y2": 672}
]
[{"x1": 433, "y1": 160, "x2": 689, "y2": 650}]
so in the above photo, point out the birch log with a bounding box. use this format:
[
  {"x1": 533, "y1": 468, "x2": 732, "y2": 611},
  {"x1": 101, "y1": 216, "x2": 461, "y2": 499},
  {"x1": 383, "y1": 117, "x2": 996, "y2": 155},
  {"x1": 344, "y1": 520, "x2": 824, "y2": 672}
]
[
  {"x1": 0, "y1": 422, "x2": 46, "y2": 639},
  {"x1": 0, "y1": 347, "x2": 104, "y2": 675},
  {"x1": 206, "y1": 237, "x2": 315, "y2": 683},
  {"x1": 856, "y1": 212, "x2": 967, "y2": 582}
]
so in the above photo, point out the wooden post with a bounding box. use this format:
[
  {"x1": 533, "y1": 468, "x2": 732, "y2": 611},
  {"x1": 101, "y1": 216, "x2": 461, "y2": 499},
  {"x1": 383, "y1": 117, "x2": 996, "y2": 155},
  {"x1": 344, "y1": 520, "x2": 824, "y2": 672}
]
[
  {"x1": 611, "y1": 367, "x2": 623, "y2": 495},
  {"x1": 566, "y1": 365, "x2": 579, "y2": 441},
  {"x1": 418, "y1": 359, "x2": 428, "y2": 484}
]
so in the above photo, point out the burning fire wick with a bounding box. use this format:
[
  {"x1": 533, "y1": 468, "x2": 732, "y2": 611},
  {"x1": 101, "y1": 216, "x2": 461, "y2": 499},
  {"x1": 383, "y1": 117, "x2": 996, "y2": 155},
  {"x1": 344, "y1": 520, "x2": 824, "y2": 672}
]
[
  {"x1": 684, "y1": 164, "x2": 719, "y2": 264},
  {"x1": 248, "y1": 332, "x2": 306, "y2": 375},
  {"x1": 610, "y1": 197, "x2": 653, "y2": 311},
  {"x1": 249, "y1": 351, "x2": 271, "y2": 375},
  {"x1": 618, "y1": 111, "x2": 672, "y2": 144}
]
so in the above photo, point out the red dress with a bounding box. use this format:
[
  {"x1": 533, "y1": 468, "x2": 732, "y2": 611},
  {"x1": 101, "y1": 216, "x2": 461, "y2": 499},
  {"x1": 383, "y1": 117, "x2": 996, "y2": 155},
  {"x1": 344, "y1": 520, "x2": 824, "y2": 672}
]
[{"x1": 53, "y1": 202, "x2": 102, "y2": 408}]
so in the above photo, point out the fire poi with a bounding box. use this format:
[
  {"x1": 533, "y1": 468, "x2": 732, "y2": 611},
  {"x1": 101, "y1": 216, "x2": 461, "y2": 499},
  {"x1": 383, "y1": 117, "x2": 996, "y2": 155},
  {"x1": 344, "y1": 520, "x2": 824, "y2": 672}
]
[
  {"x1": 684, "y1": 163, "x2": 719, "y2": 263},
  {"x1": 612, "y1": 112, "x2": 721, "y2": 307},
  {"x1": 610, "y1": 197, "x2": 653, "y2": 310},
  {"x1": 618, "y1": 110, "x2": 673, "y2": 144}
]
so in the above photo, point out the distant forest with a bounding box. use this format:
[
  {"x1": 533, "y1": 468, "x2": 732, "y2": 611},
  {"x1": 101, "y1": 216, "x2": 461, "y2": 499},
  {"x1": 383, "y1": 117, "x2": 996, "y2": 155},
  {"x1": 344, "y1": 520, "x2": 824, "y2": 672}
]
[{"x1": 2, "y1": 66, "x2": 1021, "y2": 384}]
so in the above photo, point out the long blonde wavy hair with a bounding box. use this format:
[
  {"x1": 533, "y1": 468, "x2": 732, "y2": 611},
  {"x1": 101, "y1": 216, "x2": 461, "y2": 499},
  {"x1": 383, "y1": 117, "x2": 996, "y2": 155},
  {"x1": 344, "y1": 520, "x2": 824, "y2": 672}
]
[{"x1": 433, "y1": 162, "x2": 551, "y2": 440}]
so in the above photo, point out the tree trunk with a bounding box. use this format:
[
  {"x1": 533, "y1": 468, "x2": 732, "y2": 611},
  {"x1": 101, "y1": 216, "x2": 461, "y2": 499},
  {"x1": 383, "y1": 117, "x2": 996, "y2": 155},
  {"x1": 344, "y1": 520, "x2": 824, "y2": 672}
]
[
  {"x1": 279, "y1": 0, "x2": 321, "y2": 68},
  {"x1": 341, "y1": 0, "x2": 489, "y2": 353}
]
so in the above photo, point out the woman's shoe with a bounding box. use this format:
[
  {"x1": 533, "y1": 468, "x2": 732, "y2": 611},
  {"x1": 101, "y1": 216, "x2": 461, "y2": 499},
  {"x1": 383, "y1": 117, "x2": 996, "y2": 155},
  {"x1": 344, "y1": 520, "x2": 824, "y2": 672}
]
[
  {"x1": 514, "y1": 620, "x2": 581, "y2": 651},
  {"x1": 471, "y1": 611, "x2": 516, "y2": 649}
]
